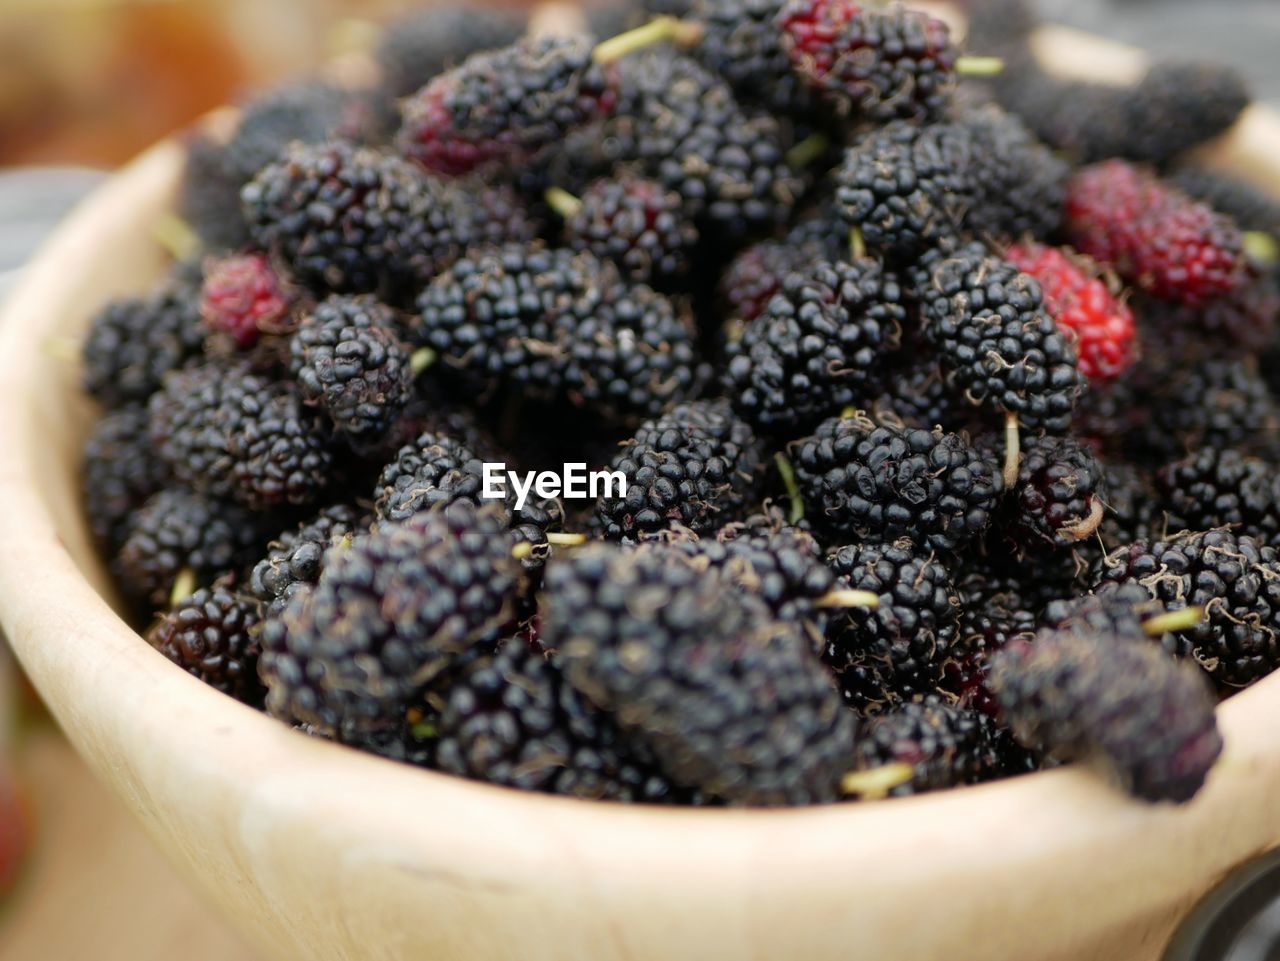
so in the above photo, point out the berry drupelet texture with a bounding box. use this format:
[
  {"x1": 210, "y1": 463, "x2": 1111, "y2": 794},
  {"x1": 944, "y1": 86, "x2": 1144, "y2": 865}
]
[
  {"x1": 1150, "y1": 357, "x2": 1280, "y2": 461},
  {"x1": 790, "y1": 412, "x2": 1003, "y2": 553},
  {"x1": 375, "y1": 4, "x2": 529, "y2": 97},
  {"x1": 434, "y1": 638, "x2": 680, "y2": 802},
  {"x1": 242, "y1": 141, "x2": 499, "y2": 301},
  {"x1": 200, "y1": 252, "x2": 294, "y2": 350},
  {"x1": 558, "y1": 177, "x2": 699, "y2": 287},
  {"x1": 81, "y1": 405, "x2": 172, "y2": 552},
  {"x1": 414, "y1": 244, "x2": 702, "y2": 425},
  {"x1": 544, "y1": 545, "x2": 855, "y2": 806},
  {"x1": 249, "y1": 503, "x2": 368, "y2": 618},
  {"x1": 1004, "y1": 242, "x2": 1136, "y2": 382},
  {"x1": 1098, "y1": 529, "x2": 1280, "y2": 688},
  {"x1": 1042, "y1": 581, "x2": 1196, "y2": 662},
  {"x1": 777, "y1": 0, "x2": 957, "y2": 122},
  {"x1": 149, "y1": 363, "x2": 335, "y2": 510},
  {"x1": 147, "y1": 581, "x2": 266, "y2": 706},
  {"x1": 825, "y1": 538, "x2": 960, "y2": 712},
  {"x1": 724, "y1": 257, "x2": 905, "y2": 434},
  {"x1": 113, "y1": 487, "x2": 267, "y2": 612},
  {"x1": 260, "y1": 500, "x2": 519, "y2": 733},
  {"x1": 82, "y1": 276, "x2": 206, "y2": 408},
  {"x1": 913, "y1": 242, "x2": 1085, "y2": 432},
  {"x1": 989, "y1": 626, "x2": 1222, "y2": 803},
  {"x1": 595, "y1": 51, "x2": 805, "y2": 239},
  {"x1": 289, "y1": 295, "x2": 414, "y2": 444},
  {"x1": 850, "y1": 697, "x2": 1014, "y2": 796},
  {"x1": 1005, "y1": 434, "x2": 1107, "y2": 549},
  {"x1": 1156, "y1": 448, "x2": 1280, "y2": 547},
  {"x1": 595, "y1": 399, "x2": 765, "y2": 542},
  {"x1": 397, "y1": 35, "x2": 617, "y2": 177},
  {"x1": 992, "y1": 56, "x2": 1248, "y2": 167},
  {"x1": 1064, "y1": 160, "x2": 1245, "y2": 306}
]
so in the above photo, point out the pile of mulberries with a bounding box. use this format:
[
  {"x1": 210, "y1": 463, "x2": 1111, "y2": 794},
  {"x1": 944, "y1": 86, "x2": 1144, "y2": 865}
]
[{"x1": 78, "y1": 0, "x2": 1277, "y2": 809}]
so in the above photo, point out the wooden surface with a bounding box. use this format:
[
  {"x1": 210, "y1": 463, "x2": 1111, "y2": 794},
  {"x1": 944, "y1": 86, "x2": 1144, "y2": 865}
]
[
  {"x1": 3, "y1": 22, "x2": 1280, "y2": 961},
  {"x1": 0, "y1": 731, "x2": 261, "y2": 961}
]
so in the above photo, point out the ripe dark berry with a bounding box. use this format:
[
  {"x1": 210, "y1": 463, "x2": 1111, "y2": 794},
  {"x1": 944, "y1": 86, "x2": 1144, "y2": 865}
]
[
  {"x1": 719, "y1": 217, "x2": 842, "y2": 324},
  {"x1": 147, "y1": 581, "x2": 266, "y2": 706},
  {"x1": 249, "y1": 503, "x2": 368, "y2": 619},
  {"x1": 825, "y1": 539, "x2": 960, "y2": 712},
  {"x1": 149, "y1": 363, "x2": 335, "y2": 510},
  {"x1": 1005, "y1": 242, "x2": 1136, "y2": 382},
  {"x1": 82, "y1": 276, "x2": 206, "y2": 408},
  {"x1": 289, "y1": 295, "x2": 414, "y2": 444},
  {"x1": 724, "y1": 257, "x2": 906, "y2": 434},
  {"x1": 1150, "y1": 357, "x2": 1280, "y2": 461},
  {"x1": 397, "y1": 35, "x2": 617, "y2": 177},
  {"x1": 990, "y1": 627, "x2": 1221, "y2": 803},
  {"x1": 912, "y1": 242, "x2": 1085, "y2": 432},
  {"x1": 790, "y1": 413, "x2": 1003, "y2": 553},
  {"x1": 559, "y1": 177, "x2": 699, "y2": 286},
  {"x1": 242, "y1": 141, "x2": 491, "y2": 300},
  {"x1": 1006, "y1": 434, "x2": 1107, "y2": 549},
  {"x1": 375, "y1": 5, "x2": 529, "y2": 97},
  {"x1": 1097, "y1": 529, "x2": 1280, "y2": 688},
  {"x1": 1064, "y1": 160, "x2": 1246, "y2": 306},
  {"x1": 81, "y1": 405, "x2": 172, "y2": 551},
  {"x1": 114, "y1": 487, "x2": 267, "y2": 611},
  {"x1": 261, "y1": 500, "x2": 519, "y2": 733},
  {"x1": 594, "y1": 399, "x2": 766, "y2": 542},
  {"x1": 201, "y1": 252, "x2": 294, "y2": 349},
  {"x1": 434, "y1": 638, "x2": 680, "y2": 802},
  {"x1": 1043, "y1": 581, "x2": 1196, "y2": 661},
  {"x1": 945, "y1": 566, "x2": 1038, "y2": 718},
  {"x1": 1156, "y1": 448, "x2": 1280, "y2": 546},
  {"x1": 415, "y1": 245, "x2": 702, "y2": 425},
  {"x1": 992, "y1": 57, "x2": 1248, "y2": 167},
  {"x1": 777, "y1": 0, "x2": 957, "y2": 122},
  {"x1": 850, "y1": 697, "x2": 1013, "y2": 796},
  {"x1": 1138, "y1": 265, "x2": 1280, "y2": 357},
  {"x1": 544, "y1": 544, "x2": 856, "y2": 806}
]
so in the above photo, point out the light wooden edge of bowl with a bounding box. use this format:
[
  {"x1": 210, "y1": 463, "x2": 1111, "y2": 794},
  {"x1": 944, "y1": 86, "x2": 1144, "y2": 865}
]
[{"x1": 0, "y1": 26, "x2": 1279, "y2": 953}]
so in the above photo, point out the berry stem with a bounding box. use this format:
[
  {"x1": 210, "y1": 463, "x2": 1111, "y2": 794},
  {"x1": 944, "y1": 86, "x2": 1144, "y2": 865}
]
[
  {"x1": 409, "y1": 347, "x2": 436, "y2": 376},
  {"x1": 511, "y1": 532, "x2": 587, "y2": 559},
  {"x1": 42, "y1": 335, "x2": 83, "y2": 364},
  {"x1": 774, "y1": 452, "x2": 805, "y2": 525},
  {"x1": 849, "y1": 227, "x2": 866, "y2": 261},
  {"x1": 815, "y1": 589, "x2": 881, "y2": 610},
  {"x1": 592, "y1": 16, "x2": 703, "y2": 63},
  {"x1": 169, "y1": 567, "x2": 197, "y2": 609},
  {"x1": 1143, "y1": 606, "x2": 1206, "y2": 636},
  {"x1": 152, "y1": 213, "x2": 202, "y2": 262},
  {"x1": 955, "y1": 56, "x2": 1005, "y2": 77},
  {"x1": 841, "y1": 763, "x2": 914, "y2": 799},
  {"x1": 1058, "y1": 497, "x2": 1106, "y2": 543},
  {"x1": 544, "y1": 186, "x2": 584, "y2": 219},
  {"x1": 785, "y1": 133, "x2": 829, "y2": 169},
  {"x1": 1002, "y1": 412, "x2": 1021, "y2": 489},
  {"x1": 1243, "y1": 230, "x2": 1279, "y2": 267}
]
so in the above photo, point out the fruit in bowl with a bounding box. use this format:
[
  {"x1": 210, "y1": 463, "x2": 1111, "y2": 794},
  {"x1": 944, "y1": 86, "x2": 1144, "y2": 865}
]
[{"x1": 4, "y1": 0, "x2": 1280, "y2": 959}]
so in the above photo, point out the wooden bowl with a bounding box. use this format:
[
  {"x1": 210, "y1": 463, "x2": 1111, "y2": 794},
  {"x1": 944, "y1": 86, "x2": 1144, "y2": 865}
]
[{"x1": 3, "y1": 23, "x2": 1280, "y2": 961}]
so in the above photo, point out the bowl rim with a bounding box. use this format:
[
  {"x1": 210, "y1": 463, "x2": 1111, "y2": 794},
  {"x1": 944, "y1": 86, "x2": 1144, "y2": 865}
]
[{"x1": 5, "y1": 53, "x2": 1280, "y2": 961}]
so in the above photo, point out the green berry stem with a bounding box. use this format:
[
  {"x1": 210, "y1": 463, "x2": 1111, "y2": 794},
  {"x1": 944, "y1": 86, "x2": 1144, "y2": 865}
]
[
  {"x1": 409, "y1": 347, "x2": 437, "y2": 377},
  {"x1": 1243, "y1": 230, "x2": 1279, "y2": 266},
  {"x1": 785, "y1": 133, "x2": 829, "y2": 169},
  {"x1": 152, "y1": 213, "x2": 202, "y2": 262},
  {"x1": 955, "y1": 56, "x2": 1005, "y2": 77},
  {"x1": 815, "y1": 588, "x2": 881, "y2": 610},
  {"x1": 849, "y1": 227, "x2": 866, "y2": 261},
  {"x1": 774, "y1": 452, "x2": 805, "y2": 526},
  {"x1": 1143, "y1": 606, "x2": 1207, "y2": 636},
  {"x1": 1002, "y1": 412, "x2": 1021, "y2": 489},
  {"x1": 169, "y1": 567, "x2": 197, "y2": 609},
  {"x1": 841, "y1": 762, "x2": 914, "y2": 799},
  {"x1": 544, "y1": 186, "x2": 583, "y2": 219},
  {"x1": 592, "y1": 16, "x2": 704, "y2": 64}
]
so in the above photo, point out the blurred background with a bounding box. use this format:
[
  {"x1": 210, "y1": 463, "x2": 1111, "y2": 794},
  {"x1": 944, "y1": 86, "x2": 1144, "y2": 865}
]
[{"x1": 0, "y1": 0, "x2": 1276, "y2": 959}]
